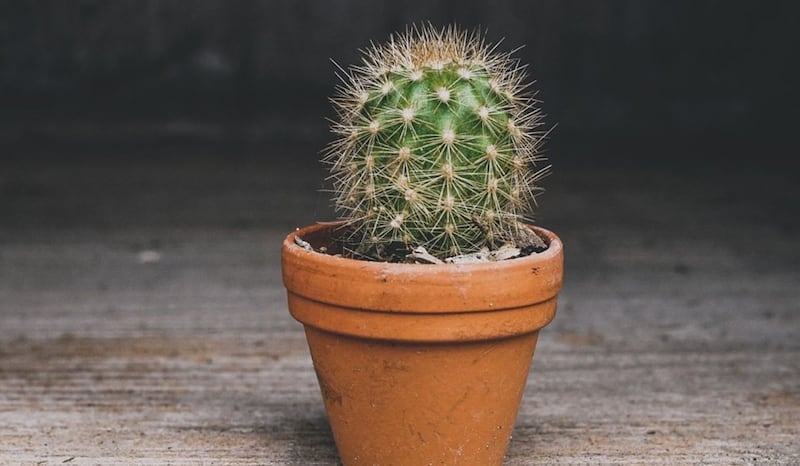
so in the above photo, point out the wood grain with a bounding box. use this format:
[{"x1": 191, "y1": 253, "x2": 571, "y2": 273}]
[{"x1": 1, "y1": 152, "x2": 798, "y2": 464}]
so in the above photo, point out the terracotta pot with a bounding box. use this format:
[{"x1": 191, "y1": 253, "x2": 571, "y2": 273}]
[{"x1": 281, "y1": 222, "x2": 563, "y2": 465}]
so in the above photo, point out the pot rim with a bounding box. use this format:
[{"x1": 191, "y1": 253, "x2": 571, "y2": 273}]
[
  {"x1": 283, "y1": 221, "x2": 562, "y2": 272},
  {"x1": 282, "y1": 222, "x2": 563, "y2": 315}
]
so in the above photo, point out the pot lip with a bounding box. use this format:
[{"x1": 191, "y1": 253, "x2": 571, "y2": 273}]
[
  {"x1": 282, "y1": 221, "x2": 563, "y2": 317},
  {"x1": 283, "y1": 221, "x2": 562, "y2": 273}
]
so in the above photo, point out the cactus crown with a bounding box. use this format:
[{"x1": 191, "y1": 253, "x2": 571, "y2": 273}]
[{"x1": 324, "y1": 25, "x2": 548, "y2": 260}]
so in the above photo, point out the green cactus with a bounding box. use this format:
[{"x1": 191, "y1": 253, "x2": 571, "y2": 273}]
[{"x1": 325, "y1": 25, "x2": 548, "y2": 260}]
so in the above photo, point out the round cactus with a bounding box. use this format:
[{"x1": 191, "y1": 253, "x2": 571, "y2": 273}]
[{"x1": 325, "y1": 25, "x2": 548, "y2": 260}]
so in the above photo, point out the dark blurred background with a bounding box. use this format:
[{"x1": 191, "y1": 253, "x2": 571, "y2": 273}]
[{"x1": 1, "y1": 0, "x2": 798, "y2": 231}]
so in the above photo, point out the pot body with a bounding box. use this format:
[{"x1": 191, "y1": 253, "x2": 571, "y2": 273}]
[{"x1": 281, "y1": 223, "x2": 563, "y2": 466}]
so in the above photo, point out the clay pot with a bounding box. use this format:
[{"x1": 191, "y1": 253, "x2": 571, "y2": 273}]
[{"x1": 281, "y1": 223, "x2": 563, "y2": 466}]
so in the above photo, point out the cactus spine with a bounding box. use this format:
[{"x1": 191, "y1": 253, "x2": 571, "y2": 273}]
[{"x1": 325, "y1": 25, "x2": 548, "y2": 260}]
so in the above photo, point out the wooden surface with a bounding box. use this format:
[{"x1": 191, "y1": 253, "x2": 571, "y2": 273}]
[{"x1": 1, "y1": 146, "x2": 798, "y2": 464}]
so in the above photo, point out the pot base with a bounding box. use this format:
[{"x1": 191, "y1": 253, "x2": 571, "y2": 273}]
[{"x1": 305, "y1": 326, "x2": 540, "y2": 466}]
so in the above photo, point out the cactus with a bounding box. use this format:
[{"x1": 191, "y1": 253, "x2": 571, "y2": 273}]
[{"x1": 325, "y1": 25, "x2": 548, "y2": 260}]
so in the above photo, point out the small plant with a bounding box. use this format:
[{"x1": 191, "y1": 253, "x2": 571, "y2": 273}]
[{"x1": 325, "y1": 25, "x2": 549, "y2": 260}]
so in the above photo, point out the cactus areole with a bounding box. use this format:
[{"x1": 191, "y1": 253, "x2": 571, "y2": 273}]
[{"x1": 325, "y1": 25, "x2": 550, "y2": 261}]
